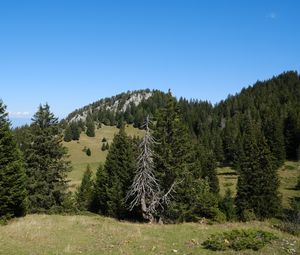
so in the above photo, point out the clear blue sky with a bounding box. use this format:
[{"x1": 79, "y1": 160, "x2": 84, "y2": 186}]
[{"x1": 1, "y1": 0, "x2": 299, "y2": 124}]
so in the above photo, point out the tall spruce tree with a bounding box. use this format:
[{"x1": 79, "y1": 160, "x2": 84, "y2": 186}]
[
  {"x1": 64, "y1": 125, "x2": 72, "y2": 142},
  {"x1": 76, "y1": 165, "x2": 93, "y2": 211},
  {"x1": 91, "y1": 164, "x2": 108, "y2": 214},
  {"x1": 262, "y1": 111, "x2": 285, "y2": 168},
  {"x1": 0, "y1": 101, "x2": 27, "y2": 219},
  {"x1": 236, "y1": 115, "x2": 281, "y2": 220},
  {"x1": 153, "y1": 91, "x2": 202, "y2": 221},
  {"x1": 193, "y1": 143, "x2": 219, "y2": 193},
  {"x1": 235, "y1": 115, "x2": 260, "y2": 219},
  {"x1": 104, "y1": 126, "x2": 136, "y2": 219},
  {"x1": 25, "y1": 104, "x2": 70, "y2": 213},
  {"x1": 70, "y1": 122, "x2": 80, "y2": 140},
  {"x1": 86, "y1": 116, "x2": 95, "y2": 137}
]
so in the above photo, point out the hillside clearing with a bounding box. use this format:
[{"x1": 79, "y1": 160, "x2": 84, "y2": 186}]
[
  {"x1": 64, "y1": 124, "x2": 144, "y2": 189},
  {"x1": 217, "y1": 161, "x2": 300, "y2": 208}
]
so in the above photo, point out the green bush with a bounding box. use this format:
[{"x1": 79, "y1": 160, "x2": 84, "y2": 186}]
[
  {"x1": 241, "y1": 209, "x2": 256, "y2": 221},
  {"x1": 202, "y1": 229, "x2": 277, "y2": 251},
  {"x1": 211, "y1": 208, "x2": 226, "y2": 223}
]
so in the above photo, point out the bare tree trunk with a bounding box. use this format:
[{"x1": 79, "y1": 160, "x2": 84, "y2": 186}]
[{"x1": 126, "y1": 116, "x2": 176, "y2": 223}]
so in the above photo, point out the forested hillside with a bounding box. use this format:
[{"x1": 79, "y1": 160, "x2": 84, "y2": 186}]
[{"x1": 63, "y1": 71, "x2": 300, "y2": 167}]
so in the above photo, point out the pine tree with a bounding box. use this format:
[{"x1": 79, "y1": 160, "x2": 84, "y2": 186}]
[
  {"x1": 193, "y1": 143, "x2": 219, "y2": 193},
  {"x1": 86, "y1": 116, "x2": 95, "y2": 137},
  {"x1": 25, "y1": 104, "x2": 70, "y2": 213},
  {"x1": 91, "y1": 164, "x2": 108, "y2": 214},
  {"x1": 76, "y1": 165, "x2": 93, "y2": 211},
  {"x1": 101, "y1": 143, "x2": 106, "y2": 151},
  {"x1": 153, "y1": 91, "x2": 197, "y2": 221},
  {"x1": 254, "y1": 134, "x2": 281, "y2": 218},
  {"x1": 105, "y1": 142, "x2": 109, "y2": 150},
  {"x1": 64, "y1": 125, "x2": 72, "y2": 142},
  {"x1": 236, "y1": 115, "x2": 281, "y2": 220},
  {"x1": 0, "y1": 101, "x2": 27, "y2": 219},
  {"x1": 262, "y1": 111, "x2": 285, "y2": 168},
  {"x1": 70, "y1": 122, "x2": 80, "y2": 140},
  {"x1": 104, "y1": 126, "x2": 136, "y2": 219}
]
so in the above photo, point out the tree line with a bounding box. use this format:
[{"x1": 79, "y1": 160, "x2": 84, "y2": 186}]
[
  {"x1": 1, "y1": 70, "x2": 300, "y2": 223},
  {"x1": 63, "y1": 71, "x2": 300, "y2": 166}
]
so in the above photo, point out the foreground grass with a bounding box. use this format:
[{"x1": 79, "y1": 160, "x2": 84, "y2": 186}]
[{"x1": 0, "y1": 214, "x2": 299, "y2": 255}]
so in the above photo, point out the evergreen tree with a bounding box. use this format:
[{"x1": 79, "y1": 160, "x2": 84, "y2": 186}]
[
  {"x1": 235, "y1": 115, "x2": 259, "y2": 219},
  {"x1": 236, "y1": 115, "x2": 281, "y2": 220},
  {"x1": 187, "y1": 178, "x2": 221, "y2": 221},
  {"x1": 117, "y1": 116, "x2": 124, "y2": 129},
  {"x1": 25, "y1": 104, "x2": 70, "y2": 213},
  {"x1": 104, "y1": 127, "x2": 136, "y2": 219},
  {"x1": 153, "y1": 91, "x2": 200, "y2": 221},
  {"x1": 86, "y1": 148, "x2": 91, "y2": 156},
  {"x1": 91, "y1": 164, "x2": 108, "y2": 214},
  {"x1": 0, "y1": 101, "x2": 27, "y2": 219},
  {"x1": 13, "y1": 124, "x2": 31, "y2": 152},
  {"x1": 76, "y1": 165, "x2": 93, "y2": 211},
  {"x1": 86, "y1": 116, "x2": 95, "y2": 137},
  {"x1": 64, "y1": 125, "x2": 72, "y2": 142},
  {"x1": 105, "y1": 142, "x2": 109, "y2": 150},
  {"x1": 220, "y1": 189, "x2": 236, "y2": 221},
  {"x1": 70, "y1": 122, "x2": 80, "y2": 140},
  {"x1": 194, "y1": 144, "x2": 219, "y2": 193},
  {"x1": 262, "y1": 111, "x2": 285, "y2": 167},
  {"x1": 284, "y1": 110, "x2": 300, "y2": 160},
  {"x1": 101, "y1": 143, "x2": 106, "y2": 151}
]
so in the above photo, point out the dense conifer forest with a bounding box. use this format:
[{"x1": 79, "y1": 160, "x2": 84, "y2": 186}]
[{"x1": 2, "y1": 71, "x2": 300, "y2": 226}]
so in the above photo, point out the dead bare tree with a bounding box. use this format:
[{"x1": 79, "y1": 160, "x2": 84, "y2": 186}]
[{"x1": 126, "y1": 116, "x2": 176, "y2": 223}]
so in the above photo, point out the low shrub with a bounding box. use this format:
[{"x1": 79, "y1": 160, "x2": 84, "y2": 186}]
[
  {"x1": 241, "y1": 209, "x2": 256, "y2": 221},
  {"x1": 86, "y1": 148, "x2": 91, "y2": 156},
  {"x1": 277, "y1": 198, "x2": 300, "y2": 236},
  {"x1": 202, "y1": 229, "x2": 277, "y2": 251},
  {"x1": 211, "y1": 208, "x2": 226, "y2": 223}
]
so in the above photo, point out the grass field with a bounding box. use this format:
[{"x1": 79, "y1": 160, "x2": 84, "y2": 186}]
[{"x1": 0, "y1": 214, "x2": 299, "y2": 255}]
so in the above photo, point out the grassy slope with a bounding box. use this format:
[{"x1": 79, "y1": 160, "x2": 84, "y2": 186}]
[
  {"x1": 63, "y1": 124, "x2": 144, "y2": 189},
  {"x1": 0, "y1": 214, "x2": 299, "y2": 255}
]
